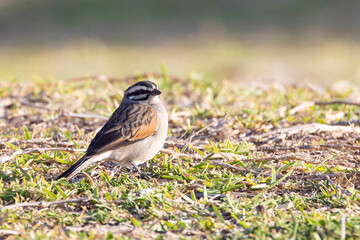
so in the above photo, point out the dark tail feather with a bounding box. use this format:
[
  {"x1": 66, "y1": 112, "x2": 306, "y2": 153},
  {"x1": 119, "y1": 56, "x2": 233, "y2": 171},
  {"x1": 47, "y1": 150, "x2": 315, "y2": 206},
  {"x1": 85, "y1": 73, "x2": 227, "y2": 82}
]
[{"x1": 55, "y1": 155, "x2": 92, "y2": 180}]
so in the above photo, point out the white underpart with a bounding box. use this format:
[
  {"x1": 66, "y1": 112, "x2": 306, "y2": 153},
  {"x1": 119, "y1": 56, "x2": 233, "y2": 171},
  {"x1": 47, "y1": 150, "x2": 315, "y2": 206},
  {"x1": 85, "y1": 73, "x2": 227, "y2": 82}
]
[{"x1": 68, "y1": 151, "x2": 113, "y2": 179}]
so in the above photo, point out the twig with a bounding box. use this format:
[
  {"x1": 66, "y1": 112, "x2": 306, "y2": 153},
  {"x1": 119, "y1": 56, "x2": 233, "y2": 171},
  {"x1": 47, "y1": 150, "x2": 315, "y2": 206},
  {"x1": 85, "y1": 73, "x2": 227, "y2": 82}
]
[
  {"x1": 0, "y1": 229, "x2": 20, "y2": 236},
  {"x1": 330, "y1": 120, "x2": 360, "y2": 126},
  {"x1": 18, "y1": 99, "x2": 108, "y2": 120},
  {"x1": 322, "y1": 144, "x2": 360, "y2": 150},
  {"x1": 2, "y1": 198, "x2": 94, "y2": 210},
  {"x1": 257, "y1": 144, "x2": 360, "y2": 152},
  {"x1": 0, "y1": 138, "x2": 78, "y2": 147},
  {"x1": 65, "y1": 223, "x2": 134, "y2": 234},
  {"x1": 257, "y1": 145, "x2": 313, "y2": 152},
  {"x1": 289, "y1": 101, "x2": 315, "y2": 114},
  {"x1": 64, "y1": 112, "x2": 108, "y2": 121},
  {"x1": 315, "y1": 100, "x2": 360, "y2": 107},
  {"x1": 0, "y1": 147, "x2": 87, "y2": 164},
  {"x1": 2, "y1": 198, "x2": 126, "y2": 211},
  {"x1": 270, "y1": 171, "x2": 359, "y2": 181},
  {"x1": 18, "y1": 99, "x2": 52, "y2": 111},
  {"x1": 241, "y1": 123, "x2": 360, "y2": 141},
  {"x1": 348, "y1": 121, "x2": 360, "y2": 140}
]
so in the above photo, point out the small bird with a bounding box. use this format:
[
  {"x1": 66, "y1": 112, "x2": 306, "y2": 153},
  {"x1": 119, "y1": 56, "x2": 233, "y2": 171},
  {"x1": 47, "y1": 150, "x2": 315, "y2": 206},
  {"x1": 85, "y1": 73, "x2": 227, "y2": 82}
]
[{"x1": 55, "y1": 80, "x2": 168, "y2": 180}]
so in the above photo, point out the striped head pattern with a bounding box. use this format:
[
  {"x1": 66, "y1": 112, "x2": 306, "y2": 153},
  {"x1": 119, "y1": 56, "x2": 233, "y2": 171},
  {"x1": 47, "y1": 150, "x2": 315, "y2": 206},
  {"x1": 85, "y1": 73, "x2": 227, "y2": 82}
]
[{"x1": 124, "y1": 81, "x2": 161, "y2": 102}]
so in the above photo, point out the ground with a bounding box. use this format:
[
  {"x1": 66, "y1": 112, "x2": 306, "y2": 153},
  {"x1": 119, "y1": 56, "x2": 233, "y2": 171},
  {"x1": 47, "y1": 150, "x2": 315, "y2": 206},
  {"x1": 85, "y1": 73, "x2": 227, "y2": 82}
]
[{"x1": 0, "y1": 74, "x2": 359, "y2": 239}]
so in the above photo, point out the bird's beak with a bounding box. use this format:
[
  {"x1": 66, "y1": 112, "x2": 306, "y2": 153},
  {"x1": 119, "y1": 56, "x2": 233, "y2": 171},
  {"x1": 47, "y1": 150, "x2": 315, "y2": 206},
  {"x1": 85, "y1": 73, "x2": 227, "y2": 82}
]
[{"x1": 151, "y1": 89, "x2": 162, "y2": 95}]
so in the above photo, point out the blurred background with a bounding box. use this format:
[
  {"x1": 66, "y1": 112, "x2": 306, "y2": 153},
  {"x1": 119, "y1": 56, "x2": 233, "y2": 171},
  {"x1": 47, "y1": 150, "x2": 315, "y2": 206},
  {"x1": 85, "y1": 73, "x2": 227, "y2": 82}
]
[{"x1": 0, "y1": 0, "x2": 360, "y2": 85}]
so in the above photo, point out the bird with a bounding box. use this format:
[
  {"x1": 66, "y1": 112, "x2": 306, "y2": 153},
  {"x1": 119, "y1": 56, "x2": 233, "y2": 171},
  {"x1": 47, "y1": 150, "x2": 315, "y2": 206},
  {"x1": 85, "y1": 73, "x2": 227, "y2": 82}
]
[{"x1": 55, "y1": 80, "x2": 168, "y2": 180}]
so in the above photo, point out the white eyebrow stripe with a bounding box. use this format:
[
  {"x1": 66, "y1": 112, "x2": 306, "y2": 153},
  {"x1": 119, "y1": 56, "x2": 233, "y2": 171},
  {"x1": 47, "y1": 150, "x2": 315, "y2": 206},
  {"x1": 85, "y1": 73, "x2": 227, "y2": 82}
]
[{"x1": 128, "y1": 85, "x2": 148, "y2": 93}]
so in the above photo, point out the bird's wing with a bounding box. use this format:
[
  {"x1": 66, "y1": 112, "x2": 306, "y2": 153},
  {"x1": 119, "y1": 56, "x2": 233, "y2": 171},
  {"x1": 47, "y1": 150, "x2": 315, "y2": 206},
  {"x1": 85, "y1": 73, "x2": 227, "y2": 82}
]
[{"x1": 86, "y1": 103, "x2": 157, "y2": 155}]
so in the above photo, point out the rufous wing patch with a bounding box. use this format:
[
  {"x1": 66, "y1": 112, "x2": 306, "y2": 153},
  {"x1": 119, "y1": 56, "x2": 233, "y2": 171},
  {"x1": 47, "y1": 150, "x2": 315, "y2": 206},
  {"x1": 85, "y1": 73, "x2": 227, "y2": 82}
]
[{"x1": 128, "y1": 109, "x2": 157, "y2": 141}]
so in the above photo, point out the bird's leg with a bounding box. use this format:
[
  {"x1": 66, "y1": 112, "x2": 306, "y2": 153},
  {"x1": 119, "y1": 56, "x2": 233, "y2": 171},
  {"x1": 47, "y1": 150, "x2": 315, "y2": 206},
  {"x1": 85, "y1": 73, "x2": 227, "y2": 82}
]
[{"x1": 132, "y1": 163, "x2": 149, "y2": 180}]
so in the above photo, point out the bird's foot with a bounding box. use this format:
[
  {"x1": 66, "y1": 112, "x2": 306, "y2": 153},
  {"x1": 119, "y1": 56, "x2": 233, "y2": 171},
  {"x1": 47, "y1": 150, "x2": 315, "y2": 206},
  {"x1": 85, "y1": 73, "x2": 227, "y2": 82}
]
[{"x1": 132, "y1": 163, "x2": 150, "y2": 180}]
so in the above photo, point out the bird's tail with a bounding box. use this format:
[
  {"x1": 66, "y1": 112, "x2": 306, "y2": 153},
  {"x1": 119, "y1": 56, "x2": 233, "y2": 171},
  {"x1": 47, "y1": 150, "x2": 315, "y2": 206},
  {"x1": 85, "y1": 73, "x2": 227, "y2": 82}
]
[{"x1": 55, "y1": 155, "x2": 93, "y2": 180}]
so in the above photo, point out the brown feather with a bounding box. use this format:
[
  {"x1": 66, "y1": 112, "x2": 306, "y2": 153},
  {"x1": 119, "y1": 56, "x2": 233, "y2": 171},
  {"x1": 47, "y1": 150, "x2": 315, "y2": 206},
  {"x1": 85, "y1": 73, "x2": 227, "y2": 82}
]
[
  {"x1": 129, "y1": 113, "x2": 157, "y2": 140},
  {"x1": 85, "y1": 103, "x2": 157, "y2": 155}
]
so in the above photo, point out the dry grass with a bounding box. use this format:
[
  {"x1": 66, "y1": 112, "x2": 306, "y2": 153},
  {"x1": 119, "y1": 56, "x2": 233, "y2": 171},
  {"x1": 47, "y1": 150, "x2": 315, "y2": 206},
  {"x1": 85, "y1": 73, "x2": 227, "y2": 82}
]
[{"x1": 1, "y1": 74, "x2": 360, "y2": 239}]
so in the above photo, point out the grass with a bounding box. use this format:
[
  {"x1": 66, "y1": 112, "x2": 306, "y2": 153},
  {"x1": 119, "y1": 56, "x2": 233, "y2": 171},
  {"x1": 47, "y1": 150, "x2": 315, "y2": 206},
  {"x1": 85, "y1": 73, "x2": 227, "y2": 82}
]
[{"x1": 1, "y1": 73, "x2": 360, "y2": 239}]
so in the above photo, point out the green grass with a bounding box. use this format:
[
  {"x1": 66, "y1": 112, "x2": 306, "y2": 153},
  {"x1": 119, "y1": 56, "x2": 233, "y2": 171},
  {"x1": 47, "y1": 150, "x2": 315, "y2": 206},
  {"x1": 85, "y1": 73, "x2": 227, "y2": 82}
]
[{"x1": 1, "y1": 74, "x2": 360, "y2": 239}]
